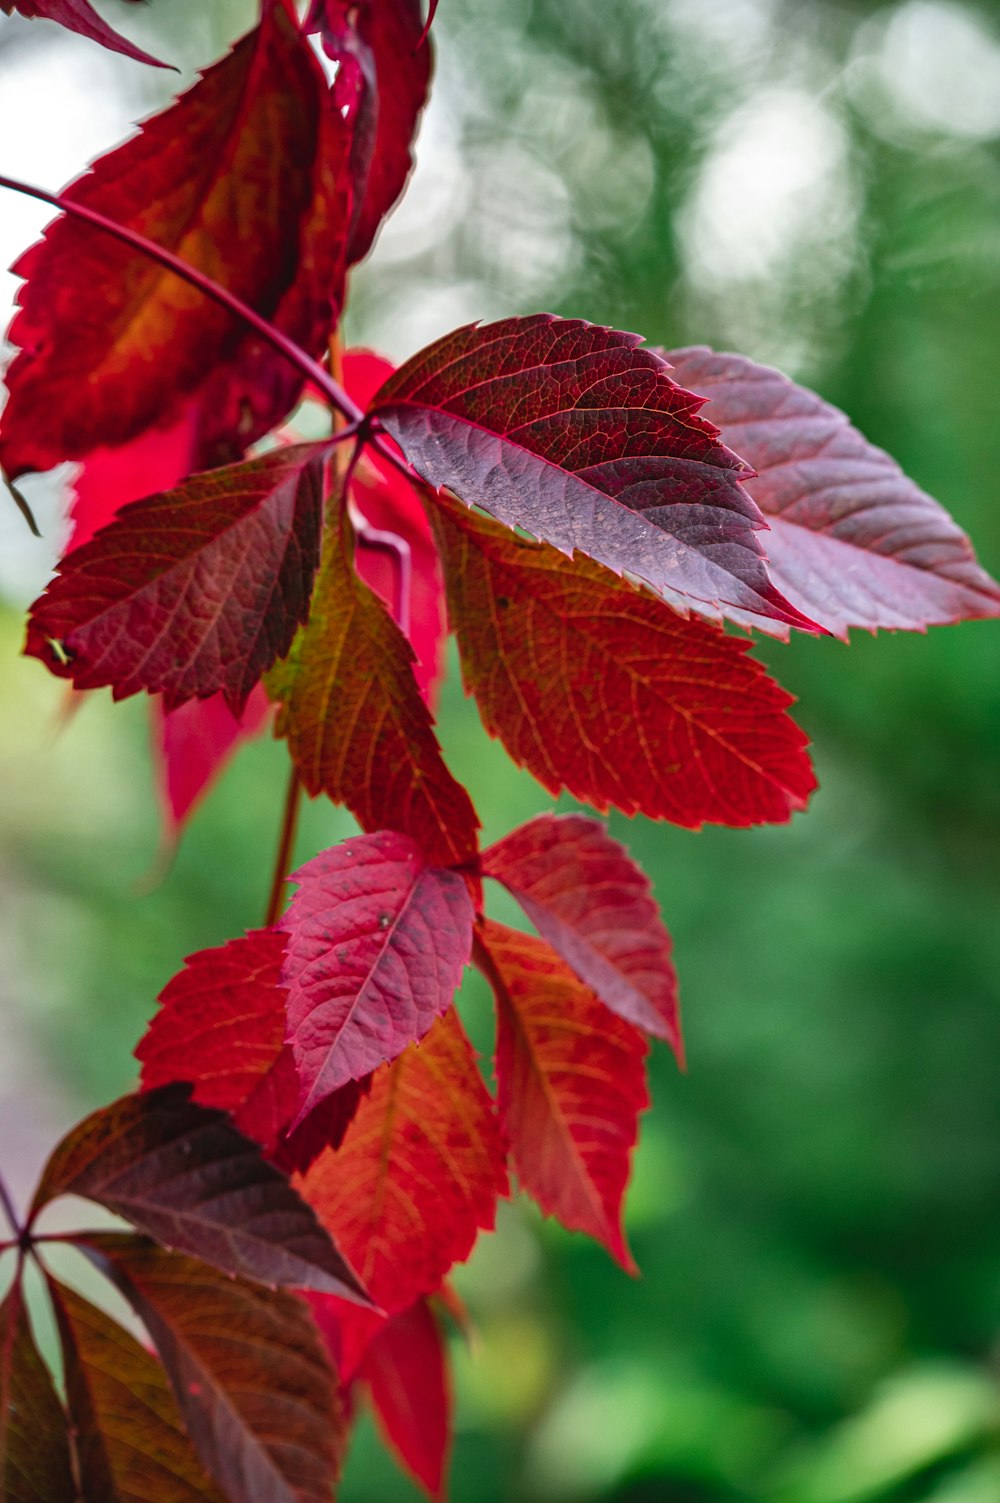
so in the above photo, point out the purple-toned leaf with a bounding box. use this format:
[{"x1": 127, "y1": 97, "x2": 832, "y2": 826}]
[
  {"x1": 1, "y1": 0, "x2": 169, "y2": 68},
  {"x1": 0, "y1": 1280, "x2": 75, "y2": 1503}
]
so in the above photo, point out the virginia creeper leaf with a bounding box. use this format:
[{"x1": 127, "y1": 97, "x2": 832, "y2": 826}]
[
  {"x1": 154, "y1": 687, "x2": 273, "y2": 832},
  {"x1": 432, "y1": 494, "x2": 817, "y2": 829},
  {"x1": 280, "y1": 832, "x2": 475, "y2": 1118},
  {"x1": 31, "y1": 1085, "x2": 369, "y2": 1302},
  {"x1": 82, "y1": 1234, "x2": 345, "y2": 1503},
  {"x1": 664, "y1": 347, "x2": 1000, "y2": 637},
  {"x1": 270, "y1": 511, "x2": 478, "y2": 869},
  {"x1": 49, "y1": 1278, "x2": 226, "y2": 1503},
  {"x1": 297, "y1": 1007, "x2": 508, "y2": 1317},
  {"x1": 371, "y1": 315, "x2": 819, "y2": 635},
  {"x1": 0, "y1": 0, "x2": 350, "y2": 478},
  {"x1": 0, "y1": 1281, "x2": 76, "y2": 1503},
  {"x1": 359, "y1": 1298, "x2": 450, "y2": 1502},
  {"x1": 479, "y1": 919, "x2": 649, "y2": 1269},
  {"x1": 1, "y1": 0, "x2": 169, "y2": 68},
  {"x1": 25, "y1": 443, "x2": 328, "y2": 715},
  {"x1": 483, "y1": 813, "x2": 682, "y2": 1060}
]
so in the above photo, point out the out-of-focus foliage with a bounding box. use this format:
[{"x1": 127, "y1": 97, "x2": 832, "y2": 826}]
[{"x1": 2, "y1": 0, "x2": 1000, "y2": 1499}]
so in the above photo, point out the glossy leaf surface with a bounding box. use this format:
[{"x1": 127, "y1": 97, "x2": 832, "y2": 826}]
[
  {"x1": 483, "y1": 813, "x2": 682, "y2": 1060},
  {"x1": 280, "y1": 832, "x2": 475, "y2": 1117},
  {"x1": 360, "y1": 1298, "x2": 450, "y2": 1502},
  {"x1": 433, "y1": 495, "x2": 816, "y2": 828},
  {"x1": 1, "y1": 0, "x2": 168, "y2": 67},
  {"x1": 0, "y1": 1281, "x2": 75, "y2": 1503},
  {"x1": 480, "y1": 919, "x2": 648, "y2": 1269}
]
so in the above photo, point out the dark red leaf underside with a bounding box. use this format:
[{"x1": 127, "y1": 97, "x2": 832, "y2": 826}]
[
  {"x1": 25, "y1": 443, "x2": 328, "y2": 715},
  {"x1": 665, "y1": 347, "x2": 1000, "y2": 637},
  {"x1": 360, "y1": 1298, "x2": 450, "y2": 1502},
  {"x1": 270, "y1": 512, "x2": 478, "y2": 869},
  {"x1": 480, "y1": 919, "x2": 649, "y2": 1270},
  {"x1": 49, "y1": 1279, "x2": 225, "y2": 1503},
  {"x1": 372, "y1": 315, "x2": 818, "y2": 635},
  {"x1": 31, "y1": 1085, "x2": 368, "y2": 1302},
  {"x1": 0, "y1": 0, "x2": 350, "y2": 478},
  {"x1": 2, "y1": 0, "x2": 169, "y2": 67},
  {"x1": 298, "y1": 1007, "x2": 508, "y2": 1318},
  {"x1": 483, "y1": 813, "x2": 682, "y2": 1060},
  {"x1": 83, "y1": 1234, "x2": 345, "y2": 1503},
  {"x1": 432, "y1": 493, "x2": 816, "y2": 829},
  {"x1": 279, "y1": 832, "x2": 475, "y2": 1118},
  {"x1": 0, "y1": 1282, "x2": 76, "y2": 1503}
]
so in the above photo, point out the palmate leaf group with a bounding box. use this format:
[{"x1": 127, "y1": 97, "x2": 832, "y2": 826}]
[{"x1": 1, "y1": 0, "x2": 999, "y2": 1496}]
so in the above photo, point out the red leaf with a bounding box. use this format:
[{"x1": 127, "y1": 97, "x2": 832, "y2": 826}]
[
  {"x1": 305, "y1": 0, "x2": 432, "y2": 263},
  {"x1": 479, "y1": 919, "x2": 649, "y2": 1270},
  {"x1": 154, "y1": 686, "x2": 273, "y2": 832},
  {"x1": 359, "y1": 1298, "x2": 450, "y2": 1502},
  {"x1": 664, "y1": 347, "x2": 1000, "y2": 637},
  {"x1": 30, "y1": 1085, "x2": 370, "y2": 1302},
  {"x1": 25, "y1": 444, "x2": 328, "y2": 715},
  {"x1": 0, "y1": 1281, "x2": 76, "y2": 1503},
  {"x1": 82, "y1": 1234, "x2": 345, "y2": 1503},
  {"x1": 371, "y1": 315, "x2": 819, "y2": 635},
  {"x1": 432, "y1": 493, "x2": 817, "y2": 829},
  {"x1": 49, "y1": 1278, "x2": 225, "y2": 1503},
  {"x1": 483, "y1": 813, "x2": 682, "y2": 1061},
  {"x1": 0, "y1": 0, "x2": 350, "y2": 478},
  {"x1": 297, "y1": 1007, "x2": 508, "y2": 1317},
  {"x1": 269, "y1": 510, "x2": 478, "y2": 869},
  {"x1": 280, "y1": 832, "x2": 475, "y2": 1118},
  {"x1": 1, "y1": 0, "x2": 169, "y2": 67},
  {"x1": 66, "y1": 408, "x2": 202, "y2": 551}
]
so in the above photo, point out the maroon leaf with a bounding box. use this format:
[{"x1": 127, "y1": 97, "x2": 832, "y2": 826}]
[
  {"x1": 0, "y1": 1280, "x2": 76, "y2": 1503},
  {"x1": 664, "y1": 347, "x2": 1000, "y2": 637},
  {"x1": 1, "y1": 0, "x2": 169, "y2": 68},
  {"x1": 30, "y1": 1085, "x2": 369, "y2": 1302},
  {"x1": 371, "y1": 315, "x2": 819, "y2": 635},
  {"x1": 483, "y1": 814, "x2": 682, "y2": 1061},
  {"x1": 280, "y1": 832, "x2": 475, "y2": 1119},
  {"x1": 359, "y1": 1298, "x2": 450, "y2": 1502},
  {"x1": 25, "y1": 444, "x2": 328, "y2": 715},
  {"x1": 82, "y1": 1234, "x2": 345, "y2": 1503},
  {"x1": 49, "y1": 1278, "x2": 226, "y2": 1503},
  {"x1": 0, "y1": 0, "x2": 350, "y2": 478}
]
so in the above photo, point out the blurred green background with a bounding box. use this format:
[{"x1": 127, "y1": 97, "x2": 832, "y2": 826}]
[{"x1": 2, "y1": 0, "x2": 1000, "y2": 1499}]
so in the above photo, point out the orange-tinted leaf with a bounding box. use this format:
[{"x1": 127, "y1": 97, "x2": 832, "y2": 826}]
[
  {"x1": 280, "y1": 833, "x2": 475, "y2": 1117},
  {"x1": 359, "y1": 1298, "x2": 450, "y2": 1502},
  {"x1": 49, "y1": 1278, "x2": 225, "y2": 1503},
  {"x1": 83, "y1": 1234, "x2": 345, "y2": 1503},
  {"x1": 31, "y1": 1085, "x2": 369, "y2": 1302},
  {"x1": 270, "y1": 513, "x2": 478, "y2": 869},
  {"x1": 0, "y1": 1280, "x2": 75, "y2": 1503},
  {"x1": 26, "y1": 444, "x2": 328, "y2": 715},
  {"x1": 0, "y1": 0, "x2": 350, "y2": 478},
  {"x1": 298, "y1": 1008, "x2": 508, "y2": 1318},
  {"x1": 372, "y1": 316, "x2": 819, "y2": 635},
  {"x1": 2, "y1": 0, "x2": 169, "y2": 67},
  {"x1": 432, "y1": 494, "x2": 816, "y2": 829},
  {"x1": 479, "y1": 919, "x2": 648, "y2": 1269},
  {"x1": 483, "y1": 813, "x2": 682, "y2": 1061},
  {"x1": 665, "y1": 347, "x2": 1000, "y2": 638}
]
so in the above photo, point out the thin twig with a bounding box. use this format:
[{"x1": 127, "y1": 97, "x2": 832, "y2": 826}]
[
  {"x1": 264, "y1": 766, "x2": 303, "y2": 928},
  {"x1": 0, "y1": 1170, "x2": 22, "y2": 1238}
]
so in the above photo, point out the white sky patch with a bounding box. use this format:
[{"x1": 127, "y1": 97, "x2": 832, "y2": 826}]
[{"x1": 868, "y1": 1, "x2": 1000, "y2": 140}]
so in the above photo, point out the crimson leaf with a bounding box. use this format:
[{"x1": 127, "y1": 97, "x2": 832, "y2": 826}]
[
  {"x1": 0, "y1": 1281, "x2": 76, "y2": 1503},
  {"x1": 1, "y1": 0, "x2": 169, "y2": 68},
  {"x1": 370, "y1": 315, "x2": 818, "y2": 634},
  {"x1": 25, "y1": 444, "x2": 328, "y2": 715},
  {"x1": 664, "y1": 347, "x2": 1000, "y2": 637},
  {"x1": 30, "y1": 1085, "x2": 369, "y2": 1302},
  {"x1": 280, "y1": 832, "x2": 475, "y2": 1118},
  {"x1": 359, "y1": 1298, "x2": 450, "y2": 1502},
  {"x1": 483, "y1": 813, "x2": 682, "y2": 1060}
]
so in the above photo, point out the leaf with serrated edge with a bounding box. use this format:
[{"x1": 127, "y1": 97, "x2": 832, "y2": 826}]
[
  {"x1": 664, "y1": 346, "x2": 1000, "y2": 638},
  {"x1": 80, "y1": 1234, "x2": 345, "y2": 1503},
  {"x1": 2, "y1": 0, "x2": 169, "y2": 67},
  {"x1": 483, "y1": 813, "x2": 682, "y2": 1061},
  {"x1": 31, "y1": 1085, "x2": 370, "y2": 1303},
  {"x1": 280, "y1": 832, "x2": 475, "y2": 1119},
  {"x1": 297, "y1": 1007, "x2": 508, "y2": 1318},
  {"x1": 25, "y1": 444, "x2": 328, "y2": 716},
  {"x1": 0, "y1": 1281, "x2": 76, "y2": 1503},
  {"x1": 49, "y1": 1278, "x2": 225, "y2": 1503},
  {"x1": 432, "y1": 492, "x2": 816, "y2": 830},
  {"x1": 480, "y1": 919, "x2": 648, "y2": 1269},
  {"x1": 359, "y1": 1297, "x2": 450, "y2": 1502},
  {"x1": 371, "y1": 315, "x2": 820, "y2": 635}
]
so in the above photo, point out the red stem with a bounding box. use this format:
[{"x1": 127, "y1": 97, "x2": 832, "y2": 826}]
[
  {"x1": 264, "y1": 765, "x2": 303, "y2": 927},
  {"x1": 0, "y1": 1171, "x2": 21, "y2": 1238}
]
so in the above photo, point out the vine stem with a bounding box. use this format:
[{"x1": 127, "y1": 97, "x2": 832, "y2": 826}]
[
  {"x1": 0, "y1": 1170, "x2": 22, "y2": 1238},
  {"x1": 264, "y1": 765, "x2": 303, "y2": 928}
]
